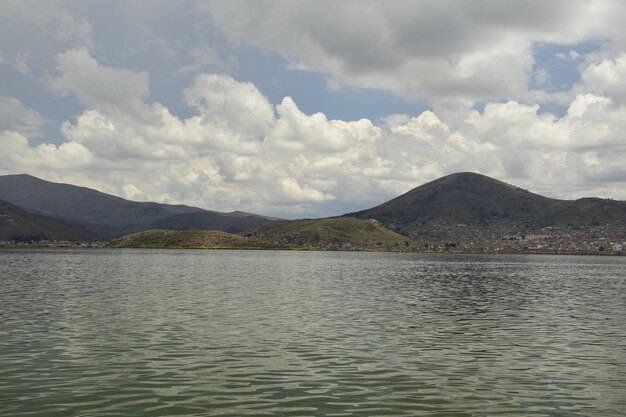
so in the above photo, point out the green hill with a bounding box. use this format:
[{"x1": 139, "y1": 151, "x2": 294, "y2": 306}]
[
  {"x1": 0, "y1": 199, "x2": 101, "y2": 242},
  {"x1": 251, "y1": 217, "x2": 416, "y2": 248},
  {"x1": 108, "y1": 230, "x2": 270, "y2": 249},
  {"x1": 346, "y1": 172, "x2": 626, "y2": 235}
]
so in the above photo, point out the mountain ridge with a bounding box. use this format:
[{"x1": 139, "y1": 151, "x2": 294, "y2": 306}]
[
  {"x1": 0, "y1": 198, "x2": 102, "y2": 242},
  {"x1": 1, "y1": 172, "x2": 624, "y2": 247},
  {"x1": 0, "y1": 174, "x2": 275, "y2": 238}
]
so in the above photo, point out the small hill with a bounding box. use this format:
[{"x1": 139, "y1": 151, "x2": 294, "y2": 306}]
[
  {"x1": 0, "y1": 174, "x2": 275, "y2": 238},
  {"x1": 346, "y1": 172, "x2": 626, "y2": 236},
  {"x1": 0, "y1": 199, "x2": 101, "y2": 242},
  {"x1": 251, "y1": 217, "x2": 416, "y2": 247},
  {"x1": 108, "y1": 230, "x2": 268, "y2": 249}
]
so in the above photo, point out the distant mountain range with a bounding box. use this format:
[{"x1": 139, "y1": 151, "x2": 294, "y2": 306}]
[
  {"x1": 346, "y1": 172, "x2": 626, "y2": 238},
  {"x1": 0, "y1": 172, "x2": 624, "y2": 245},
  {"x1": 0, "y1": 174, "x2": 275, "y2": 239}
]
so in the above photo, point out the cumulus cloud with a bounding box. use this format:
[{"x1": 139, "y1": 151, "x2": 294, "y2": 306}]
[
  {"x1": 2, "y1": 49, "x2": 626, "y2": 217},
  {"x1": 184, "y1": 73, "x2": 275, "y2": 139},
  {"x1": 580, "y1": 54, "x2": 626, "y2": 104},
  {"x1": 0, "y1": 131, "x2": 93, "y2": 171}
]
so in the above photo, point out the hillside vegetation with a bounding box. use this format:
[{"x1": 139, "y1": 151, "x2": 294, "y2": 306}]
[
  {"x1": 347, "y1": 172, "x2": 626, "y2": 235},
  {"x1": 251, "y1": 217, "x2": 416, "y2": 248},
  {"x1": 108, "y1": 230, "x2": 273, "y2": 249}
]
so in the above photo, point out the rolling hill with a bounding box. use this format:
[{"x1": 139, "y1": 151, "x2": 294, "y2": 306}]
[
  {"x1": 251, "y1": 217, "x2": 417, "y2": 248},
  {"x1": 108, "y1": 230, "x2": 270, "y2": 249},
  {"x1": 345, "y1": 172, "x2": 626, "y2": 236},
  {"x1": 0, "y1": 174, "x2": 275, "y2": 238},
  {"x1": 0, "y1": 199, "x2": 101, "y2": 242}
]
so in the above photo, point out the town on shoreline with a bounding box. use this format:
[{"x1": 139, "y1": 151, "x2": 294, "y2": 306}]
[{"x1": 2, "y1": 222, "x2": 624, "y2": 256}]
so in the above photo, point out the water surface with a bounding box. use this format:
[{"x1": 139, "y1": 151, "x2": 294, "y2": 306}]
[{"x1": 1, "y1": 250, "x2": 625, "y2": 416}]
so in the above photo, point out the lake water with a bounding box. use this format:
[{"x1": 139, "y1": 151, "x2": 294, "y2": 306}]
[{"x1": 1, "y1": 249, "x2": 625, "y2": 416}]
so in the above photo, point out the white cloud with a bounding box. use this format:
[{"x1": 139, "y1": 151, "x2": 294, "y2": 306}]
[
  {"x1": 49, "y1": 48, "x2": 150, "y2": 115},
  {"x1": 391, "y1": 111, "x2": 449, "y2": 141},
  {"x1": 0, "y1": 131, "x2": 93, "y2": 171},
  {"x1": 580, "y1": 54, "x2": 626, "y2": 104},
  {"x1": 280, "y1": 178, "x2": 334, "y2": 203},
  {"x1": 184, "y1": 73, "x2": 275, "y2": 140},
  {"x1": 2, "y1": 48, "x2": 626, "y2": 218},
  {"x1": 266, "y1": 97, "x2": 366, "y2": 152},
  {"x1": 0, "y1": 96, "x2": 46, "y2": 137}
]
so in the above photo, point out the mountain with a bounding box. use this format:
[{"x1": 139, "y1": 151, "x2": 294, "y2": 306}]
[
  {"x1": 345, "y1": 172, "x2": 626, "y2": 237},
  {"x1": 0, "y1": 199, "x2": 101, "y2": 242},
  {"x1": 251, "y1": 217, "x2": 417, "y2": 248},
  {"x1": 0, "y1": 174, "x2": 274, "y2": 238}
]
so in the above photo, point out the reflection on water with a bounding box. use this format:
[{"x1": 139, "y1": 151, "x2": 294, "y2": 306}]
[{"x1": 1, "y1": 250, "x2": 625, "y2": 416}]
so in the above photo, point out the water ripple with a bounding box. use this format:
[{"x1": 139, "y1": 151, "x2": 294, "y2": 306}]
[{"x1": 1, "y1": 250, "x2": 625, "y2": 416}]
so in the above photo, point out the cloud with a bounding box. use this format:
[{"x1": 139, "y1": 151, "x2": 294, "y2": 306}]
[
  {"x1": 266, "y1": 97, "x2": 375, "y2": 152},
  {"x1": 0, "y1": 131, "x2": 93, "y2": 171},
  {"x1": 280, "y1": 178, "x2": 334, "y2": 203},
  {"x1": 0, "y1": 1, "x2": 92, "y2": 47},
  {"x1": 178, "y1": 47, "x2": 238, "y2": 75},
  {"x1": 203, "y1": 0, "x2": 626, "y2": 103},
  {"x1": 0, "y1": 1, "x2": 92, "y2": 80},
  {"x1": 49, "y1": 48, "x2": 150, "y2": 114},
  {"x1": 0, "y1": 96, "x2": 46, "y2": 137},
  {"x1": 184, "y1": 73, "x2": 275, "y2": 140},
  {"x1": 580, "y1": 54, "x2": 626, "y2": 104},
  {"x1": 2, "y1": 48, "x2": 626, "y2": 218}
]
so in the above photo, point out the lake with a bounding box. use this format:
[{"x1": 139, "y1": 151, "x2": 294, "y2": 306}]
[{"x1": 1, "y1": 249, "x2": 625, "y2": 416}]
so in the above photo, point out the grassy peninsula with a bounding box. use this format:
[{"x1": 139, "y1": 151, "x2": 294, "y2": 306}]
[
  {"x1": 108, "y1": 218, "x2": 417, "y2": 251},
  {"x1": 108, "y1": 230, "x2": 271, "y2": 249}
]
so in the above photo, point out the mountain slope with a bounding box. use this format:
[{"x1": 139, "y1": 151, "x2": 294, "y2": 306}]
[
  {"x1": 0, "y1": 174, "x2": 275, "y2": 238},
  {"x1": 346, "y1": 172, "x2": 626, "y2": 236},
  {"x1": 0, "y1": 199, "x2": 101, "y2": 241},
  {"x1": 542, "y1": 198, "x2": 626, "y2": 226}
]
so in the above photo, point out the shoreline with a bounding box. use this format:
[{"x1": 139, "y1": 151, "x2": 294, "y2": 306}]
[{"x1": 1, "y1": 242, "x2": 624, "y2": 256}]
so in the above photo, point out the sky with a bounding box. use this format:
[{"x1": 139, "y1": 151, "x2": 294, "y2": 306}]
[{"x1": 1, "y1": 0, "x2": 626, "y2": 218}]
